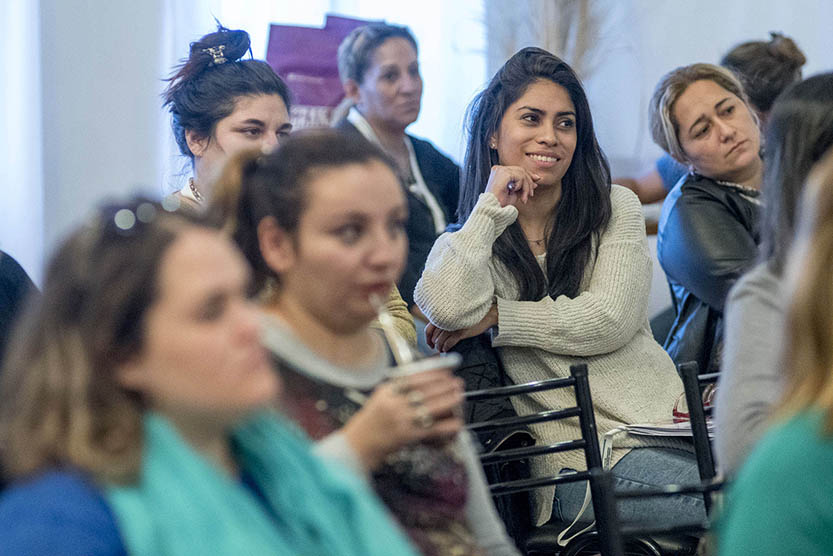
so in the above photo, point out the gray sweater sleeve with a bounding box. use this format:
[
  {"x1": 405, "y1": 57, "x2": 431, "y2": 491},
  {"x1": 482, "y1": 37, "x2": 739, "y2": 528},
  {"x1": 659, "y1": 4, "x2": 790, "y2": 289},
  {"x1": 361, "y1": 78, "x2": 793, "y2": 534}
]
[
  {"x1": 457, "y1": 433, "x2": 522, "y2": 556},
  {"x1": 314, "y1": 432, "x2": 369, "y2": 479},
  {"x1": 492, "y1": 187, "x2": 652, "y2": 355},
  {"x1": 417, "y1": 186, "x2": 652, "y2": 356},
  {"x1": 415, "y1": 192, "x2": 518, "y2": 330},
  {"x1": 714, "y1": 264, "x2": 786, "y2": 476}
]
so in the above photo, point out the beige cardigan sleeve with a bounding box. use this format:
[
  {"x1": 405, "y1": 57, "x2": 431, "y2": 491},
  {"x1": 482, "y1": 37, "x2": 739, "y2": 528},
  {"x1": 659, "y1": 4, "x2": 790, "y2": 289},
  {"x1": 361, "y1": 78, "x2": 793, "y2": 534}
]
[
  {"x1": 369, "y1": 285, "x2": 417, "y2": 346},
  {"x1": 414, "y1": 192, "x2": 518, "y2": 330},
  {"x1": 417, "y1": 186, "x2": 651, "y2": 357}
]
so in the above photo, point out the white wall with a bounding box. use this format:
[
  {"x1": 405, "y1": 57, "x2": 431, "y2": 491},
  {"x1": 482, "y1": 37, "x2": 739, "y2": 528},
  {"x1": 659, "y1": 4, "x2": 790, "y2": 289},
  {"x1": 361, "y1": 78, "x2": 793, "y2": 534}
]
[
  {"x1": 5, "y1": 0, "x2": 833, "y2": 283},
  {"x1": 585, "y1": 0, "x2": 833, "y2": 176},
  {"x1": 38, "y1": 1, "x2": 168, "y2": 268}
]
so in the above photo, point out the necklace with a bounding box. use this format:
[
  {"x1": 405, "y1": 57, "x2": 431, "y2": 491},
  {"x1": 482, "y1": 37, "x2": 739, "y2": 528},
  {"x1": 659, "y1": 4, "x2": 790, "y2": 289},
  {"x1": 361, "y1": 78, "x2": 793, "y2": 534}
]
[
  {"x1": 188, "y1": 177, "x2": 204, "y2": 203},
  {"x1": 526, "y1": 238, "x2": 546, "y2": 246},
  {"x1": 715, "y1": 179, "x2": 760, "y2": 196}
]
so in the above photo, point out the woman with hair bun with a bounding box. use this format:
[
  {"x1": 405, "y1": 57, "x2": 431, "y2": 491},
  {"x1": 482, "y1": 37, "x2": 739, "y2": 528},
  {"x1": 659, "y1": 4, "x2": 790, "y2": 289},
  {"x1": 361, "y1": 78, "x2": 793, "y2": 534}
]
[
  {"x1": 163, "y1": 26, "x2": 416, "y2": 344},
  {"x1": 0, "y1": 200, "x2": 419, "y2": 556},
  {"x1": 163, "y1": 26, "x2": 293, "y2": 212},
  {"x1": 721, "y1": 32, "x2": 807, "y2": 125}
]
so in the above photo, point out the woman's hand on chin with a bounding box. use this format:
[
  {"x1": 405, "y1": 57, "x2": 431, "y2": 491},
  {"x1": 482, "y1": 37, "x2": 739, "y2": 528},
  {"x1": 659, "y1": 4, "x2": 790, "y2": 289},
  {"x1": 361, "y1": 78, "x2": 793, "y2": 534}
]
[
  {"x1": 485, "y1": 165, "x2": 540, "y2": 207},
  {"x1": 341, "y1": 369, "x2": 464, "y2": 471},
  {"x1": 425, "y1": 303, "x2": 498, "y2": 353}
]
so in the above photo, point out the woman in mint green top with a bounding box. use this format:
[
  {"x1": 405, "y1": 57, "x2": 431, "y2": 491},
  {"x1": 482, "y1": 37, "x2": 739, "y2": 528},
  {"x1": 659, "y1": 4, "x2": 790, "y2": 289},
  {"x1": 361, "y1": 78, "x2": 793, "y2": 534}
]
[
  {"x1": 718, "y1": 146, "x2": 833, "y2": 555},
  {"x1": 719, "y1": 411, "x2": 833, "y2": 555},
  {"x1": 0, "y1": 199, "x2": 417, "y2": 556}
]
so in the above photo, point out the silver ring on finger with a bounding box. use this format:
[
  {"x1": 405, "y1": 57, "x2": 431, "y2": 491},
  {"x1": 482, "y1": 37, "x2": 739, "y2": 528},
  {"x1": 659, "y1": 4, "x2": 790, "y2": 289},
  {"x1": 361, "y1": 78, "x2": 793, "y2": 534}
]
[
  {"x1": 406, "y1": 390, "x2": 425, "y2": 407},
  {"x1": 414, "y1": 406, "x2": 434, "y2": 429}
]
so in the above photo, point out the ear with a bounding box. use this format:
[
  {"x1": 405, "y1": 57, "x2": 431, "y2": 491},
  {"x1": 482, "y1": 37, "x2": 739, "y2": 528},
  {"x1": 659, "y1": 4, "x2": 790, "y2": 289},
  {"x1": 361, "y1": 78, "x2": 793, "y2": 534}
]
[
  {"x1": 343, "y1": 78, "x2": 361, "y2": 104},
  {"x1": 488, "y1": 132, "x2": 498, "y2": 151},
  {"x1": 257, "y1": 216, "x2": 296, "y2": 274},
  {"x1": 185, "y1": 129, "x2": 211, "y2": 158},
  {"x1": 115, "y1": 358, "x2": 147, "y2": 393}
]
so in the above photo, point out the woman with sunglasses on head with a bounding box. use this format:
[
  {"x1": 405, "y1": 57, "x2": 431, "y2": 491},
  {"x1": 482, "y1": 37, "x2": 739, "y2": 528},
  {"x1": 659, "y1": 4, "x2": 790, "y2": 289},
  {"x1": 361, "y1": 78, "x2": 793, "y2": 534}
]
[
  {"x1": 0, "y1": 201, "x2": 419, "y2": 555},
  {"x1": 415, "y1": 47, "x2": 699, "y2": 533},
  {"x1": 209, "y1": 129, "x2": 519, "y2": 556}
]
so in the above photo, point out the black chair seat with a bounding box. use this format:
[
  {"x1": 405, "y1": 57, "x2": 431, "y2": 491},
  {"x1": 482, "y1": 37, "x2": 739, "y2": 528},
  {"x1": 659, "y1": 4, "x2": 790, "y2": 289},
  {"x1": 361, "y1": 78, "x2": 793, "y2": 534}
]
[
  {"x1": 524, "y1": 519, "x2": 582, "y2": 554},
  {"x1": 525, "y1": 519, "x2": 699, "y2": 555}
]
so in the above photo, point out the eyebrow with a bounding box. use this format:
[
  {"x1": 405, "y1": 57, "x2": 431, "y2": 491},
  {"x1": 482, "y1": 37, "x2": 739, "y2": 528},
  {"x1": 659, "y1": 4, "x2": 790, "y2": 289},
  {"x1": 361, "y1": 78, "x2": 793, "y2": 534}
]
[
  {"x1": 237, "y1": 118, "x2": 292, "y2": 131},
  {"x1": 515, "y1": 106, "x2": 576, "y2": 117},
  {"x1": 323, "y1": 204, "x2": 408, "y2": 221},
  {"x1": 687, "y1": 97, "x2": 732, "y2": 135},
  {"x1": 377, "y1": 63, "x2": 401, "y2": 73}
]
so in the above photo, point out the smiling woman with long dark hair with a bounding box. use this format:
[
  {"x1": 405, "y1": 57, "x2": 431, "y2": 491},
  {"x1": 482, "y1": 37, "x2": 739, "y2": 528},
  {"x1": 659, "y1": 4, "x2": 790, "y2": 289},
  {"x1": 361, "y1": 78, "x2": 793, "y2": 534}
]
[{"x1": 415, "y1": 47, "x2": 698, "y2": 533}]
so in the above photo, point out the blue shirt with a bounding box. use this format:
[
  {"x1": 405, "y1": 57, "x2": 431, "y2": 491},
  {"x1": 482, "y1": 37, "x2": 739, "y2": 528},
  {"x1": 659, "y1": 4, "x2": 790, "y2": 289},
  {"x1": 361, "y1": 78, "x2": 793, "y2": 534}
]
[
  {"x1": 0, "y1": 470, "x2": 125, "y2": 555},
  {"x1": 656, "y1": 153, "x2": 687, "y2": 192}
]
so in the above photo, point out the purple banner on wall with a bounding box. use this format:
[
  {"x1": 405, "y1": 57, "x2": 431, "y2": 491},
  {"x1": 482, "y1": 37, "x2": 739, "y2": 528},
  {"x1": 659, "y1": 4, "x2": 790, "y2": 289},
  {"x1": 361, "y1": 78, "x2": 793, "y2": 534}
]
[{"x1": 266, "y1": 15, "x2": 377, "y2": 130}]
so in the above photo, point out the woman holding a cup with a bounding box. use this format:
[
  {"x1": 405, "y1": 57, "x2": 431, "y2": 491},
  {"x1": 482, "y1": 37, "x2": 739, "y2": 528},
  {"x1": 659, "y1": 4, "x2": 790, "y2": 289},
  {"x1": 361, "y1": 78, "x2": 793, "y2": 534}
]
[{"x1": 209, "y1": 129, "x2": 519, "y2": 556}]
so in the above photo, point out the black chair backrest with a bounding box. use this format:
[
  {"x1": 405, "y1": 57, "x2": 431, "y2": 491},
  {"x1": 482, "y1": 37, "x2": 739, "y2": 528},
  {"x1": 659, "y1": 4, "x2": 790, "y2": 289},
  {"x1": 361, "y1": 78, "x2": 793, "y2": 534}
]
[
  {"x1": 679, "y1": 361, "x2": 720, "y2": 513},
  {"x1": 465, "y1": 364, "x2": 602, "y2": 494},
  {"x1": 465, "y1": 364, "x2": 624, "y2": 556},
  {"x1": 564, "y1": 361, "x2": 725, "y2": 555},
  {"x1": 604, "y1": 357, "x2": 726, "y2": 547}
]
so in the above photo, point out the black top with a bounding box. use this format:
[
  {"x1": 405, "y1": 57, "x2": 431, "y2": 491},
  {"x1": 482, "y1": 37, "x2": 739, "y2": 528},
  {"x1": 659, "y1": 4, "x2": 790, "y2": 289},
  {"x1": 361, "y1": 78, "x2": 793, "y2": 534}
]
[
  {"x1": 334, "y1": 120, "x2": 460, "y2": 308},
  {"x1": 657, "y1": 174, "x2": 762, "y2": 373},
  {"x1": 0, "y1": 250, "x2": 37, "y2": 363}
]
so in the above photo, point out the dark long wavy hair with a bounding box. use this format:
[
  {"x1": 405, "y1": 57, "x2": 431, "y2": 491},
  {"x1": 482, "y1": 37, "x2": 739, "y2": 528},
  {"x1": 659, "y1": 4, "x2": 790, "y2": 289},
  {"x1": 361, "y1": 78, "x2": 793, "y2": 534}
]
[{"x1": 458, "y1": 47, "x2": 611, "y2": 301}]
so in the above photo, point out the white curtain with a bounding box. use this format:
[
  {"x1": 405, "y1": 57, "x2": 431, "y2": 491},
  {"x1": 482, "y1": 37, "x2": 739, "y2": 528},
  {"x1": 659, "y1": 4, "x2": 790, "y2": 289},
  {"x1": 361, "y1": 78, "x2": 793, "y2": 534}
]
[{"x1": 1, "y1": 0, "x2": 43, "y2": 284}]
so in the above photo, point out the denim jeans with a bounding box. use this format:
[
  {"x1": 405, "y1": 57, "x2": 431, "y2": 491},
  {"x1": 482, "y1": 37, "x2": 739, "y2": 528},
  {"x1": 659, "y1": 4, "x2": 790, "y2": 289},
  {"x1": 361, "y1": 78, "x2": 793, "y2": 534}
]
[{"x1": 553, "y1": 446, "x2": 706, "y2": 527}]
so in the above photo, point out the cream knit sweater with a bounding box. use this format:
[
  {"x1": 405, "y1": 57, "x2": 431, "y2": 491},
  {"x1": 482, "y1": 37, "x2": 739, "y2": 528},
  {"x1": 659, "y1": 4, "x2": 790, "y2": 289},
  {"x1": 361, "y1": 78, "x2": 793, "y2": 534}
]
[{"x1": 415, "y1": 185, "x2": 687, "y2": 524}]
